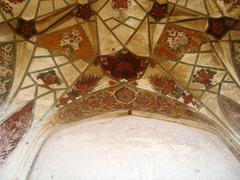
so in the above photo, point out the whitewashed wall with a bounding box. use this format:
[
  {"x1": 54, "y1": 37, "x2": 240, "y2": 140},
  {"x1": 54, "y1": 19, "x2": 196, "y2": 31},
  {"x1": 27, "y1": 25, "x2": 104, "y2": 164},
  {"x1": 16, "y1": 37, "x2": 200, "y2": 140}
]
[{"x1": 29, "y1": 116, "x2": 240, "y2": 180}]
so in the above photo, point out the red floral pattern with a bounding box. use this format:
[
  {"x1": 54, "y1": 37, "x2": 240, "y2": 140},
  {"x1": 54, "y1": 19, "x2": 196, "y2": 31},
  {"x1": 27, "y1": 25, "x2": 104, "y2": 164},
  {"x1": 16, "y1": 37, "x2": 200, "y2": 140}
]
[
  {"x1": 149, "y1": 3, "x2": 168, "y2": 21},
  {"x1": 96, "y1": 50, "x2": 149, "y2": 81},
  {"x1": 75, "y1": 4, "x2": 94, "y2": 20},
  {"x1": 75, "y1": 75, "x2": 101, "y2": 96},
  {"x1": 0, "y1": 43, "x2": 14, "y2": 107},
  {"x1": 111, "y1": 0, "x2": 131, "y2": 19},
  {"x1": 192, "y1": 69, "x2": 217, "y2": 88},
  {"x1": 37, "y1": 70, "x2": 61, "y2": 88},
  {"x1": 114, "y1": 87, "x2": 136, "y2": 104},
  {"x1": 149, "y1": 75, "x2": 181, "y2": 96},
  {"x1": 0, "y1": 0, "x2": 13, "y2": 16},
  {"x1": 182, "y1": 93, "x2": 201, "y2": 109},
  {"x1": 112, "y1": 0, "x2": 129, "y2": 10},
  {"x1": 0, "y1": 101, "x2": 33, "y2": 166},
  {"x1": 57, "y1": 74, "x2": 101, "y2": 107},
  {"x1": 154, "y1": 24, "x2": 207, "y2": 60},
  {"x1": 0, "y1": 0, "x2": 24, "y2": 16},
  {"x1": 53, "y1": 86, "x2": 209, "y2": 125},
  {"x1": 220, "y1": 0, "x2": 240, "y2": 12}
]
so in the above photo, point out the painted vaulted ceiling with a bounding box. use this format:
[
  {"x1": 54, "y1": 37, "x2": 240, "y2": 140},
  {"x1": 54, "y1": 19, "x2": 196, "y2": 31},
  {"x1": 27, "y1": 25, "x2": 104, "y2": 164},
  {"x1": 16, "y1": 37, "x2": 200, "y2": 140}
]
[{"x1": 0, "y1": 0, "x2": 240, "y2": 173}]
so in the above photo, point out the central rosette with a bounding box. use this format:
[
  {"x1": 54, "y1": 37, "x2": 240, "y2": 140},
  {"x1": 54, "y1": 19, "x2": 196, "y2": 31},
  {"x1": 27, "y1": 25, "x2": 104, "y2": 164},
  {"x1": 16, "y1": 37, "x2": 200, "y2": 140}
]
[{"x1": 96, "y1": 49, "x2": 149, "y2": 82}]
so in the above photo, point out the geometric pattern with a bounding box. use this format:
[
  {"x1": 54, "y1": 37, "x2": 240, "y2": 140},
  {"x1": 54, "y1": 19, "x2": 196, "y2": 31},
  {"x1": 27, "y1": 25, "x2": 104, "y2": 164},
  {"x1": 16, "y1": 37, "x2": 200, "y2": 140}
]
[{"x1": 0, "y1": 0, "x2": 240, "y2": 167}]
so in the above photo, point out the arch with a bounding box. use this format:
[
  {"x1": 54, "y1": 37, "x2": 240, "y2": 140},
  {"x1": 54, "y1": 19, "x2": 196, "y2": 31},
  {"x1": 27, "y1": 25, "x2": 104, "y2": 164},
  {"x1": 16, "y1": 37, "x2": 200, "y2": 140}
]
[{"x1": 29, "y1": 115, "x2": 240, "y2": 180}]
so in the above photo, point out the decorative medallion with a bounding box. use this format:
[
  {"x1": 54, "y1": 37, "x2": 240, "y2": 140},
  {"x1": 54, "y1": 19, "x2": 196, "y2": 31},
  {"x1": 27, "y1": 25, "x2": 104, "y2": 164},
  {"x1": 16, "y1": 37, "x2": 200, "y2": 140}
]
[
  {"x1": 36, "y1": 25, "x2": 94, "y2": 61},
  {"x1": 192, "y1": 68, "x2": 217, "y2": 88},
  {"x1": 112, "y1": 0, "x2": 131, "y2": 19},
  {"x1": 206, "y1": 17, "x2": 238, "y2": 39},
  {"x1": 75, "y1": 4, "x2": 94, "y2": 20},
  {"x1": 0, "y1": 101, "x2": 33, "y2": 166},
  {"x1": 37, "y1": 70, "x2": 62, "y2": 88},
  {"x1": 154, "y1": 24, "x2": 207, "y2": 60},
  {"x1": 0, "y1": 43, "x2": 14, "y2": 107},
  {"x1": 218, "y1": 95, "x2": 240, "y2": 134},
  {"x1": 149, "y1": 3, "x2": 168, "y2": 21},
  {"x1": 96, "y1": 50, "x2": 149, "y2": 82},
  {"x1": 16, "y1": 18, "x2": 36, "y2": 39},
  {"x1": 114, "y1": 87, "x2": 136, "y2": 104}
]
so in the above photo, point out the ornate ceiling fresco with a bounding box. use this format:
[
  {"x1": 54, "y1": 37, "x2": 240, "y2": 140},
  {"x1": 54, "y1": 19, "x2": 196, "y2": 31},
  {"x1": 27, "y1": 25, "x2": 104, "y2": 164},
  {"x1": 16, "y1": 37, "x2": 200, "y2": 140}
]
[{"x1": 0, "y1": 0, "x2": 240, "y2": 178}]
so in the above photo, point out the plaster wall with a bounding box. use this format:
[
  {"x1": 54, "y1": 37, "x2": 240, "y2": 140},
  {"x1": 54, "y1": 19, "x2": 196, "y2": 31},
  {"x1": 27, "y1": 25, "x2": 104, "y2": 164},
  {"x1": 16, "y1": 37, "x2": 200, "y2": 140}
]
[{"x1": 29, "y1": 116, "x2": 240, "y2": 180}]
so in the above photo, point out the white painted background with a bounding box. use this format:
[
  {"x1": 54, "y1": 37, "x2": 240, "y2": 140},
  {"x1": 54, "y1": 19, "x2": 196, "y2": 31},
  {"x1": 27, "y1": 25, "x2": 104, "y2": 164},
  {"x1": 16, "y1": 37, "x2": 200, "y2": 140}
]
[{"x1": 29, "y1": 116, "x2": 240, "y2": 180}]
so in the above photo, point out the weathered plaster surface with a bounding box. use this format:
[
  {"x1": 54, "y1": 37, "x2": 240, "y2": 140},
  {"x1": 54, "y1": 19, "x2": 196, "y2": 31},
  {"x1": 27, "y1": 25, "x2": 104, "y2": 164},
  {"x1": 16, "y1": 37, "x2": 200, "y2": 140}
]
[{"x1": 30, "y1": 116, "x2": 240, "y2": 180}]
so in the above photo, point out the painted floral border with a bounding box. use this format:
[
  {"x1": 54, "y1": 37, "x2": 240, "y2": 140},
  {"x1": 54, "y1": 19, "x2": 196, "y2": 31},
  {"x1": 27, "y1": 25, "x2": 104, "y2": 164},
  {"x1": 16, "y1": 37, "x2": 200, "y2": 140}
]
[{"x1": 0, "y1": 42, "x2": 15, "y2": 107}]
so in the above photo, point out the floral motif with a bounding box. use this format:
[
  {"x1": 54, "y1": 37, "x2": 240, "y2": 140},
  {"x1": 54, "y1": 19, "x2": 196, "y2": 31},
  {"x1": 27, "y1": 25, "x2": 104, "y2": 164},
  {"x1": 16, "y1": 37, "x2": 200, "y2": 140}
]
[
  {"x1": 0, "y1": 0, "x2": 13, "y2": 16},
  {"x1": 0, "y1": 44, "x2": 13, "y2": 65},
  {"x1": 154, "y1": 25, "x2": 207, "y2": 60},
  {"x1": 0, "y1": 66, "x2": 12, "y2": 80},
  {"x1": 0, "y1": 43, "x2": 14, "y2": 106},
  {"x1": 75, "y1": 74, "x2": 101, "y2": 96},
  {"x1": 220, "y1": 0, "x2": 240, "y2": 13},
  {"x1": 51, "y1": 86, "x2": 209, "y2": 127},
  {"x1": 86, "y1": 96, "x2": 102, "y2": 107},
  {"x1": 37, "y1": 70, "x2": 61, "y2": 88},
  {"x1": 37, "y1": 25, "x2": 94, "y2": 61},
  {"x1": 97, "y1": 50, "x2": 149, "y2": 81},
  {"x1": 192, "y1": 69, "x2": 217, "y2": 88},
  {"x1": 112, "y1": 0, "x2": 129, "y2": 9},
  {"x1": 57, "y1": 74, "x2": 101, "y2": 107},
  {"x1": 182, "y1": 93, "x2": 201, "y2": 109},
  {"x1": 149, "y1": 75, "x2": 182, "y2": 98},
  {"x1": 149, "y1": 3, "x2": 168, "y2": 21},
  {"x1": 0, "y1": 0, "x2": 24, "y2": 16},
  {"x1": 0, "y1": 101, "x2": 33, "y2": 166},
  {"x1": 0, "y1": 82, "x2": 7, "y2": 95},
  {"x1": 167, "y1": 28, "x2": 189, "y2": 51},
  {"x1": 59, "y1": 29, "x2": 83, "y2": 55},
  {"x1": 112, "y1": 0, "x2": 131, "y2": 19},
  {"x1": 75, "y1": 4, "x2": 94, "y2": 20},
  {"x1": 114, "y1": 87, "x2": 136, "y2": 104}
]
